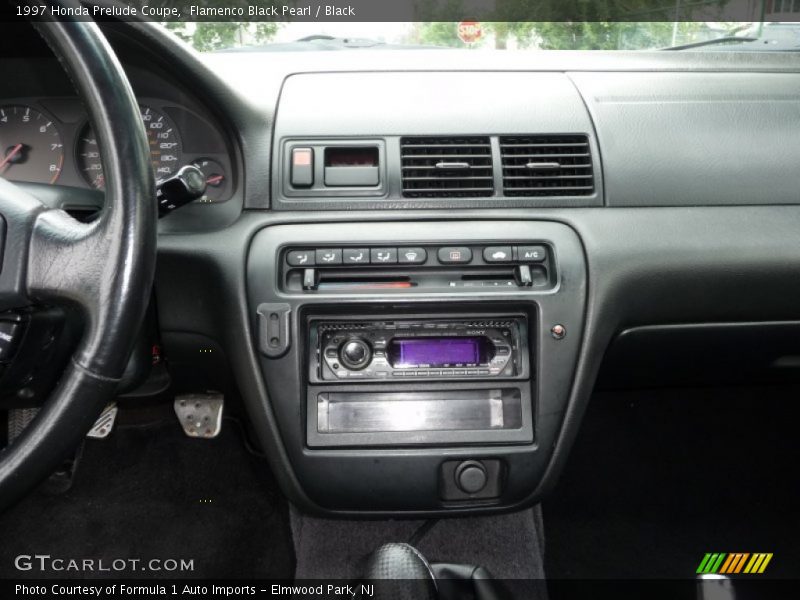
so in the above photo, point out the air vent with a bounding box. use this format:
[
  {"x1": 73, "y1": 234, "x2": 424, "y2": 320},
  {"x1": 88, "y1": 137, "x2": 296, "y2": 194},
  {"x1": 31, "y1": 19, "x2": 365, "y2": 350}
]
[
  {"x1": 500, "y1": 135, "x2": 594, "y2": 197},
  {"x1": 401, "y1": 137, "x2": 493, "y2": 198}
]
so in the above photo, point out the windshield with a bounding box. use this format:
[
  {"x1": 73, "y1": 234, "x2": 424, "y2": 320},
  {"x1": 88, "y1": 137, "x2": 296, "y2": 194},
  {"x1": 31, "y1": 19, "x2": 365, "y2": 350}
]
[{"x1": 160, "y1": 21, "x2": 800, "y2": 52}]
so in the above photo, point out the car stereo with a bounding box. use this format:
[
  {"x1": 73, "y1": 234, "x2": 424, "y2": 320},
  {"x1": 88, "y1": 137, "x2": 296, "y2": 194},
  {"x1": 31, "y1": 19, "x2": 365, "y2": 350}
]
[{"x1": 310, "y1": 318, "x2": 529, "y2": 382}]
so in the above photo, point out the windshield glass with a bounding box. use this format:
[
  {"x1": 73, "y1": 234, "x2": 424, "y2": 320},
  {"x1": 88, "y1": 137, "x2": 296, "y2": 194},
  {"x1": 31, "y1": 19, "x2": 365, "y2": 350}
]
[{"x1": 160, "y1": 21, "x2": 800, "y2": 52}]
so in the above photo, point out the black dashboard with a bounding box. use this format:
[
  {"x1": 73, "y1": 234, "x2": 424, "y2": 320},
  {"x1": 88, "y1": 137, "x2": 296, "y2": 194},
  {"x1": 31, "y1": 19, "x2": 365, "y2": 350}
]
[{"x1": 5, "y1": 21, "x2": 800, "y2": 518}]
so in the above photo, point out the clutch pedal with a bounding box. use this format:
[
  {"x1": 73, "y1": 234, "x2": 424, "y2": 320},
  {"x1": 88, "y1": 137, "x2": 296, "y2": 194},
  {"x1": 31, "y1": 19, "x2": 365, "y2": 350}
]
[{"x1": 174, "y1": 393, "x2": 224, "y2": 438}]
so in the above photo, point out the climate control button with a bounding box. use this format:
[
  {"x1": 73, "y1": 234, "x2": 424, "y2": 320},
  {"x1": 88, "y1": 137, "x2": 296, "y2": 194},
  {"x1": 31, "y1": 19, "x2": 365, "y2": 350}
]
[
  {"x1": 483, "y1": 246, "x2": 513, "y2": 263},
  {"x1": 398, "y1": 247, "x2": 427, "y2": 264},
  {"x1": 437, "y1": 246, "x2": 472, "y2": 264}
]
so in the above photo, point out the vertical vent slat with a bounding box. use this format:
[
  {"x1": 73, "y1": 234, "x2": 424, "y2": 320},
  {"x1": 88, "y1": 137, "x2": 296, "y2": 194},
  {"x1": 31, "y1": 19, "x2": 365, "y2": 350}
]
[
  {"x1": 500, "y1": 135, "x2": 595, "y2": 197},
  {"x1": 401, "y1": 136, "x2": 494, "y2": 198}
]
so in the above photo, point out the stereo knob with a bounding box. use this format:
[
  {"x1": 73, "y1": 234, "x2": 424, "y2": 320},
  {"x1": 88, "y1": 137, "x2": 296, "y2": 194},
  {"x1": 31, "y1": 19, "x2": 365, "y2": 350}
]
[{"x1": 339, "y1": 338, "x2": 372, "y2": 370}]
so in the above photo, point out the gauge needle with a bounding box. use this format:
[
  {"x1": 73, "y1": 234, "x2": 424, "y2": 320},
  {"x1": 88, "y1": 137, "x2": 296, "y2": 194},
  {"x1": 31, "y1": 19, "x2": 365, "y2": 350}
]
[
  {"x1": 206, "y1": 174, "x2": 224, "y2": 186},
  {"x1": 0, "y1": 143, "x2": 23, "y2": 170}
]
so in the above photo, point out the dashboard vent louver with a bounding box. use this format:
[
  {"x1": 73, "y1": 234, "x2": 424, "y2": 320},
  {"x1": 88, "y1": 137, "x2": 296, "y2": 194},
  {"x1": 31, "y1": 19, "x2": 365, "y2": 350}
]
[
  {"x1": 500, "y1": 135, "x2": 594, "y2": 197},
  {"x1": 401, "y1": 136, "x2": 493, "y2": 198}
]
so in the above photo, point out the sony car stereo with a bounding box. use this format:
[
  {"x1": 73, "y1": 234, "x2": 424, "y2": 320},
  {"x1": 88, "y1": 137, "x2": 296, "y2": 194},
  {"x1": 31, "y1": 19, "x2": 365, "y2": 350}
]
[{"x1": 309, "y1": 318, "x2": 529, "y2": 382}]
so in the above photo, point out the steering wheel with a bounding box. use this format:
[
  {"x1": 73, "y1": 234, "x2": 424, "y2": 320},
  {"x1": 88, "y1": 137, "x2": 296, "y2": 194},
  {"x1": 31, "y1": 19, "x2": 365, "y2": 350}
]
[{"x1": 0, "y1": 16, "x2": 156, "y2": 510}]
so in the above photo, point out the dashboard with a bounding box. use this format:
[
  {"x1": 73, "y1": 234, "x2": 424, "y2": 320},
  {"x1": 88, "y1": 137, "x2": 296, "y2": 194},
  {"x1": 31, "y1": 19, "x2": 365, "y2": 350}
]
[{"x1": 5, "y1": 21, "x2": 800, "y2": 518}]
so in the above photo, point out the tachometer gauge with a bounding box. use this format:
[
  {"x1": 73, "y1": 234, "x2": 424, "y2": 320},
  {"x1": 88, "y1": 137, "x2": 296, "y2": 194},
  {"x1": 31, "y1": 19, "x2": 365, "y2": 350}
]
[
  {"x1": 77, "y1": 105, "x2": 182, "y2": 189},
  {"x1": 0, "y1": 105, "x2": 64, "y2": 184},
  {"x1": 191, "y1": 158, "x2": 230, "y2": 203}
]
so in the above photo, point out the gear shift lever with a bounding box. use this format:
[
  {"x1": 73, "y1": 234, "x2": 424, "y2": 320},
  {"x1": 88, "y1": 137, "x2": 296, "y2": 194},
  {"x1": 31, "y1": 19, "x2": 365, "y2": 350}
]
[{"x1": 361, "y1": 543, "x2": 437, "y2": 600}]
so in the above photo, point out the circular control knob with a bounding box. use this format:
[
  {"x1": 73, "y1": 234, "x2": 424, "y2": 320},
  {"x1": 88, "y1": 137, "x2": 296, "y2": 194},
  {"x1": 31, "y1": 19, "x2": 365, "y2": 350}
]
[
  {"x1": 455, "y1": 460, "x2": 488, "y2": 494},
  {"x1": 339, "y1": 338, "x2": 372, "y2": 370}
]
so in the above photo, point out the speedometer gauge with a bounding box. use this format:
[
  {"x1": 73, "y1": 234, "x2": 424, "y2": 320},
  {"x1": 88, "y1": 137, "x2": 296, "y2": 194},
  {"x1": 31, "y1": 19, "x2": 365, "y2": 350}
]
[
  {"x1": 0, "y1": 105, "x2": 64, "y2": 184},
  {"x1": 76, "y1": 105, "x2": 182, "y2": 189}
]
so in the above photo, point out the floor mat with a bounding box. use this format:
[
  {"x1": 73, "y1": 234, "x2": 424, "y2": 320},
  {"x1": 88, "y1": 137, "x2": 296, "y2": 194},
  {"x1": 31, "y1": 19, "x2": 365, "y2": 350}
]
[
  {"x1": 0, "y1": 417, "x2": 294, "y2": 579},
  {"x1": 291, "y1": 504, "x2": 548, "y2": 598},
  {"x1": 544, "y1": 385, "x2": 800, "y2": 582}
]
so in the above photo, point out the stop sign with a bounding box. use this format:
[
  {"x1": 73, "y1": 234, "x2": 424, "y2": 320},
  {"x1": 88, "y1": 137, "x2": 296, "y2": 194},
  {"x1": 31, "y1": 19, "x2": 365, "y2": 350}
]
[{"x1": 457, "y1": 21, "x2": 483, "y2": 44}]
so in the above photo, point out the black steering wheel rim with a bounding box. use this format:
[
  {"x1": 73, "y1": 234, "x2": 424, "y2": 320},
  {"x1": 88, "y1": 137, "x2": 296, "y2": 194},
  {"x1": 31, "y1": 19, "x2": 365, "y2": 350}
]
[{"x1": 0, "y1": 16, "x2": 156, "y2": 510}]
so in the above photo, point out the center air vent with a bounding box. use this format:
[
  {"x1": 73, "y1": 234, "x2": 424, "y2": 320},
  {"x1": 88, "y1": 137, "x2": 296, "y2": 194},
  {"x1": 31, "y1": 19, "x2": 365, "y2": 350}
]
[
  {"x1": 401, "y1": 137, "x2": 493, "y2": 198},
  {"x1": 500, "y1": 135, "x2": 594, "y2": 197}
]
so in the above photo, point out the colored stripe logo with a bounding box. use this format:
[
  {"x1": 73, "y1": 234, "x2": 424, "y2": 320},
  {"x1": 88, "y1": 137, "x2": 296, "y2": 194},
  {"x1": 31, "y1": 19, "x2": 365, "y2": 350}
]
[{"x1": 697, "y1": 553, "x2": 773, "y2": 574}]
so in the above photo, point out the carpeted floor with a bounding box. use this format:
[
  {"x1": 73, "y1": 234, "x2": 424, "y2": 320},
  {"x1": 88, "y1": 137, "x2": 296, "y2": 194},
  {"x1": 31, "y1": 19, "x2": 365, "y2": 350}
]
[
  {"x1": 291, "y1": 504, "x2": 549, "y2": 599},
  {"x1": 7, "y1": 383, "x2": 792, "y2": 592},
  {"x1": 544, "y1": 385, "x2": 800, "y2": 585},
  {"x1": 0, "y1": 418, "x2": 294, "y2": 579},
  {"x1": 291, "y1": 505, "x2": 546, "y2": 581}
]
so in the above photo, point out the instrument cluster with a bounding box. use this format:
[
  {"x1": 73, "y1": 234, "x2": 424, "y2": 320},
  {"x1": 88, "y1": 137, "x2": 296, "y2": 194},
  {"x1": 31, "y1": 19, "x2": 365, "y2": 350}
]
[{"x1": 0, "y1": 97, "x2": 233, "y2": 204}]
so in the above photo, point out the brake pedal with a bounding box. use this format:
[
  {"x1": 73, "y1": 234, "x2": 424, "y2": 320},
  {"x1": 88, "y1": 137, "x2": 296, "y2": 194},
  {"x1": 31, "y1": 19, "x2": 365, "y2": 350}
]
[
  {"x1": 86, "y1": 403, "x2": 118, "y2": 439},
  {"x1": 174, "y1": 393, "x2": 224, "y2": 438}
]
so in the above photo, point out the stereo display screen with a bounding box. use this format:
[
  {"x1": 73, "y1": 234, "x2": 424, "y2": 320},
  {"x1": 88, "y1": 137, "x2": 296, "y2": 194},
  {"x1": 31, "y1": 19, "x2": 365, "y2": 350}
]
[{"x1": 388, "y1": 337, "x2": 487, "y2": 368}]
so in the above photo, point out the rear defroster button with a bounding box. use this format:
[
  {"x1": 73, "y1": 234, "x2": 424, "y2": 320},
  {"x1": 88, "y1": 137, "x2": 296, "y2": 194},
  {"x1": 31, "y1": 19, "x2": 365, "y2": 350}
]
[{"x1": 437, "y1": 246, "x2": 473, "y2": 264}]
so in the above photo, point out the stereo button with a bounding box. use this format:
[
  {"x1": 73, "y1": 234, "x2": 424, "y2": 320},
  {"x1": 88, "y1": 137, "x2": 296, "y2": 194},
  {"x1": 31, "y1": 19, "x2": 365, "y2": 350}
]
[{"x1": 339, "y1": 339, "x2": 372, "y2": 370}]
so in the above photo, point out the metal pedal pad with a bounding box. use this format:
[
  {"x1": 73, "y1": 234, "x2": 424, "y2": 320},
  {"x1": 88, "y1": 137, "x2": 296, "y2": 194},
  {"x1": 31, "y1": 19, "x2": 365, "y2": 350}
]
[
  {"x1": 174, "y1": 393, "x2": 224, "y2": 438},
  {"x1": 87, "y1": 403, "x2": 118, "y2": 439}
]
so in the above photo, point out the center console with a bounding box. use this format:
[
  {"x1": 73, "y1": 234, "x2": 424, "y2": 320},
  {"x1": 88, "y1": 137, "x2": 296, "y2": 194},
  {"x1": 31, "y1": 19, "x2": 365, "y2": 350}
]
[
  {"x1": 307, "y1": 313, "x2": 533, "y2": 448},
  {"x1": 246, "y1": 220, "x2": 587, "y2": 515}
]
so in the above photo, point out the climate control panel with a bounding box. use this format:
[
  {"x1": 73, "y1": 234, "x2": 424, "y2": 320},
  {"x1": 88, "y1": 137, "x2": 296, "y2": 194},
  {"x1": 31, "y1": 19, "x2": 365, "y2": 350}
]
[{"x1": 280, "y1": 242, "x2": 553, "y2": 293}]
